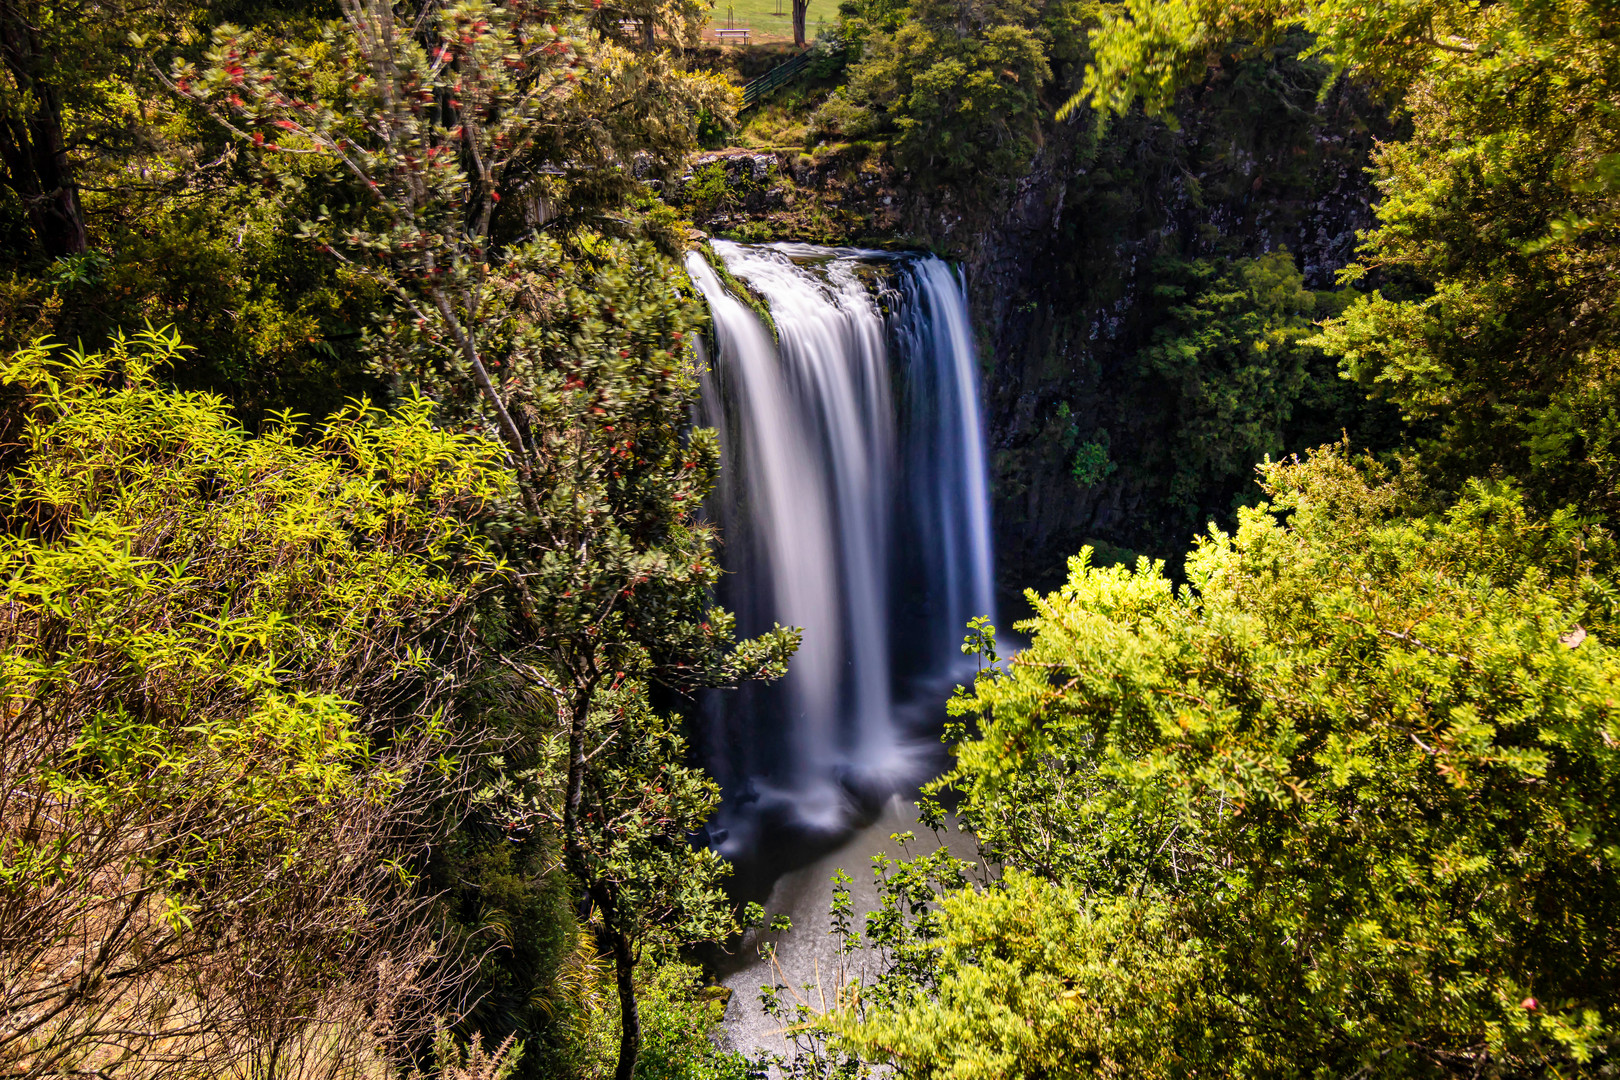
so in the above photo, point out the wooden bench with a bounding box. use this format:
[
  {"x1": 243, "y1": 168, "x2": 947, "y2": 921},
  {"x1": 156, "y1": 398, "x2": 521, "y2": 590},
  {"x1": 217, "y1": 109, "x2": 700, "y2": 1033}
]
[{"x1": 715, "y1": 27, "x2": 751, "y2": 43}]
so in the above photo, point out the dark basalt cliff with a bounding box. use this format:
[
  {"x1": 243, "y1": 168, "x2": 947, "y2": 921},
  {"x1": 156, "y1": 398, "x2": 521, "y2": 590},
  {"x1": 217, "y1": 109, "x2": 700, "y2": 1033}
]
[
  {"x1": 674, "y1": 47, "x2": 1396, "y2": 597},
  {"x1": 962, "y1": 62, "x2": 1395, "y2": 594}
]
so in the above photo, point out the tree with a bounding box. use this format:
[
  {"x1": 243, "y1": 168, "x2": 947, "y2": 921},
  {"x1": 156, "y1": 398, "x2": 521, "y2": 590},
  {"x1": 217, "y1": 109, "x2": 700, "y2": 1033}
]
[
  {"x1": 447, "y1": 236, "x2": 795, "y2": 1080},
  {"x1": 794, "y1": 0, "x2": 811, "y2": 48},
  {"x1": 176, "y1": 6, "x2": 787, "y2": 1078},
  {"x1": 836, "y1": 445, "x2": 1620, "y2": 1076},
  {"x1": 173, "y1": 0, "x2": 731, "y2": 466},
  {"x1": 471, "y1": 678, "x2": 750, "y2": 1076},
  {"x1": 1072, "y1": 0, "x2": 1620, "y2": 519},
  {"x1": 0, "y1": 0, "x2": 115, "y2": 255},
  {"x1": 811, "y1": 0, "x2": 1051, "y2": 190},
  {"x1": 586, "y1": 0, "x2": 709, "y2": 54},
  {"x1": 0, "y1": 0, "x2": 198, "y2": 258},
  {"x1": 0, "y1": 0, "x2": 417, "y2": 422},
  {"x1": 0, "y1": 328, "x2": 505, "y2": 1079},
  {"x1": 1128, "y1": 250, "x2": 1357, "y2": 528}
]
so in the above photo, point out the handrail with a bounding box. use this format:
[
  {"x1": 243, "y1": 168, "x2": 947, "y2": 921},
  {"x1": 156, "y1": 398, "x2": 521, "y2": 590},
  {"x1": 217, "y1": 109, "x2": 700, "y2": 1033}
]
[{"x1": 740, "y1": 49, "x2": 811, "y2": 110}]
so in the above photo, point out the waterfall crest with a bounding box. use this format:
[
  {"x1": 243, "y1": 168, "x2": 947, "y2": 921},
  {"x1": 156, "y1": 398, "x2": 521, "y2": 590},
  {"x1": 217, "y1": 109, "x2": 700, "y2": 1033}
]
[{"x1": 685, "y1": 242, "x2": 995, "y2": 856}]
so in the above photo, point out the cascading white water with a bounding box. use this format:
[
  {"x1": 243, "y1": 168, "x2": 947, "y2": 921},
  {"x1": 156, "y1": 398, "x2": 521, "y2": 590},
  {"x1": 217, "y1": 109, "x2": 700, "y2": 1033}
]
[
  {"x1": 892, "y1": 258, "x2": 997, "y2": 663},
  {"x1": 685, "y1": 241, "x2": 995, "y2": 856}
]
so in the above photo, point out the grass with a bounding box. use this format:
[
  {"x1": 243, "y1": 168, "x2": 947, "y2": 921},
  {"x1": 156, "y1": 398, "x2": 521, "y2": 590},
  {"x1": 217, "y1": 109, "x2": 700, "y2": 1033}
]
[
  {"x1": 702, "y1": 0, "x2": 824, "y2": 44},
  {"x1": 737, "y1": 80, "x2": 833, "y2": 147}
]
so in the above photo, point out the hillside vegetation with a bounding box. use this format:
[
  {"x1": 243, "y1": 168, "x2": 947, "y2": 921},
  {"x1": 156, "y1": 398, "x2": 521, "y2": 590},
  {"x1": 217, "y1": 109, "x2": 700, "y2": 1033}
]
[
  {"x1": 2, "y1": 0, "x2": 1618, "y2": 1074},
  {"x1": 734, "y1": 0, "x2": 1620, "y2": 1071}
]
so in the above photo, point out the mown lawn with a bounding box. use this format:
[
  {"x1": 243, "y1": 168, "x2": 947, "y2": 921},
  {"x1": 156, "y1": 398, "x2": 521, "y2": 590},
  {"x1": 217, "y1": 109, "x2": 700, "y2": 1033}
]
[{"x1": 701, "y1": 0, "x2": 824, "y2": 44}]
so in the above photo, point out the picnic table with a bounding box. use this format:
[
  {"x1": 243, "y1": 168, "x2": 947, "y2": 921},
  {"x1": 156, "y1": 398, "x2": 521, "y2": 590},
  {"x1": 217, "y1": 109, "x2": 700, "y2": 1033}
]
[{"x1": 715, "y1": 27, "x2": 751, "y2": 43}]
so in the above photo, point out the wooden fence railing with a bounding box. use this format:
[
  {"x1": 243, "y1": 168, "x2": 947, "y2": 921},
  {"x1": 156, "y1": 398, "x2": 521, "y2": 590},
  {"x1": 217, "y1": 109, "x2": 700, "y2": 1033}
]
[{"x1": 740, "y1": 49, "x2": 811, "y2": 111}]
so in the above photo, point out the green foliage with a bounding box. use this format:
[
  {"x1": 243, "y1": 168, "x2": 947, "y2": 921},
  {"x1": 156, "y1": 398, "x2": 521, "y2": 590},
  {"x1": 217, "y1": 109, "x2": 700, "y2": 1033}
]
[
  {"x1": 0, "y1": 0, "x2": 131, "y2": 256},
  {"x1": 839, "y1": 872, "x2": 1220, "y2": 1078},
  {"x1": 1017, "y1": 246, "x2": 1387, "y2": 558},
  {"x1": 0, "y1": 0, "x2": 386, "y2": 421},
  {"x1": 1068, "y1": 438, "x2": 1114, "y2": 485},
  {"x1": 449, "y1": 233, "x2": 797, "y2": 692},
  {"x1": 960, "y1": 614, "x2": 1000, "y2": 666},
  {"x1": 393, "y1": 232, "x2": 794, "y2": 1079},
  {"x1": 811, "y1": 0, "x2": 1054, "y2": 189},
  {"x1": 630, "y1": 964, "x2": 753, "y2": 1080},
  {"x1": 686, "y1": 162, "x2": 759, "y2": 217},
  {"x1": 566, "y1": 959, "x2": 753, "y2": 1079},
  {"x1": 5, "y1": 0, "x2": 737, "y2": 426},
  {"x1": 429, "y1": 827, "x2": 590, "y2": 1079},
  {"x1": 474, "y1": 679, "x2": 738, "y2": 957},
  {"x1": 177, "y1": 0, "x2": 734, "y2": 367},
  {"x1": 838, "y1": 446, "x2": 1620, "y2": 1076},
  {"x1": 980, "y1": 32, "x2": 1400, "y2": 575},
  {"x1": 86, "y1": 190, "x2": 385, "y2": 423},
  {"x1": 1078, "y1": 0, "x2": 1620, "y2": 518},
  {"x1": 806, "y1": 31, "x2": 851, "y2": 80},
  {"x1": 834, "y1": 0, "x2": 909, "y2": 56},
  {"x1": 1133, "y1": 250, "x2": 1350, "y2": 521},
  {"x1": 1055, "y1": 398, "x2": 1116, "y2": 489},
  {"x1": 0, "y1": 328, "x2": 503, "y2": 1076},
  {"x1": 180, "y1": 12, "x2": 792, "y2": 1075},
  {"x1": 1309, "y1": 0, "x2": 1620, "y2": 518}
]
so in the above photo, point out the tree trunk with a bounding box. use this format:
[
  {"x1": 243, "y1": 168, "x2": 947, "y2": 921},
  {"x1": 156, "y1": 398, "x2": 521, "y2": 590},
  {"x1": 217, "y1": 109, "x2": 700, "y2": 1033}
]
[
  {"x1": 560, "y1": 678, "x2": 641, "y2": 1080},
  {"x1": 561, "y1": 682, "x2": 598, "y2": 886},
  {"x1": 428, "y1": 283, "x2": 527, "y2": 466},
  {"x1": 0, "y1": 1, "x2": 89, "y2": 257},
  {"x1": 792, "y1": 0, "x2": 808, "y2": 48},
  {"x1": 609, "y1": 923, "x2": 640, "y2": 1080}
]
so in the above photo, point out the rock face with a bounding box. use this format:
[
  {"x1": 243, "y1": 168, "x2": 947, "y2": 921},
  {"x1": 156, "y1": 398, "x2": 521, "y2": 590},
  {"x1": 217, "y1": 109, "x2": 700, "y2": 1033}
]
[
  {"x1": 957, "y1": 64, "x2": 1392, "y2": 593},
  {"x1": 671, "y1": 146, "x2": 906, "y2": 242},
  {"x1": 677, "y1": 51, "x2": 1392, "y2": 594}
]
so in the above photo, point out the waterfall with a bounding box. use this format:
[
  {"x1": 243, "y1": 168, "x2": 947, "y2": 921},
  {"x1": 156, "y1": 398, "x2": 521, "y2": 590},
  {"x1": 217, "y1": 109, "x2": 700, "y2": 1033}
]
[
  {"x1": 892, "y1": 258, "x2": 997, "y2": 667},
  {"x1": 685, "y1": 241, "x2": 995, "y2": 856}
]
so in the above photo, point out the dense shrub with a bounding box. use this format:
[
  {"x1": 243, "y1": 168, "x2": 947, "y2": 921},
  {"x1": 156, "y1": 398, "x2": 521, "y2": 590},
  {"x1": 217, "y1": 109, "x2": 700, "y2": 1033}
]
[
  {"x1": 811, "y1": 0, "x2": 1051, "y2": 189},
  {"x1": 837, "y1": 447, "x2": 1620, "y2": 1076},
  {"x1": 0, "y1": 329, "x2": 503, "y2": 1078}
]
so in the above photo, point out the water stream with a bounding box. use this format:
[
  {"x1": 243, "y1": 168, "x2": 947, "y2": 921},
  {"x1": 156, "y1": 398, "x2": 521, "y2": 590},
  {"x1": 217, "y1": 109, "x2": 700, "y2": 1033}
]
[
  {"x1": 684, "y1": 242, "x2": 997, "y2": 1053},
  {"x1": 685, "y1": 242, "x2": 995, "y2": 860}
]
